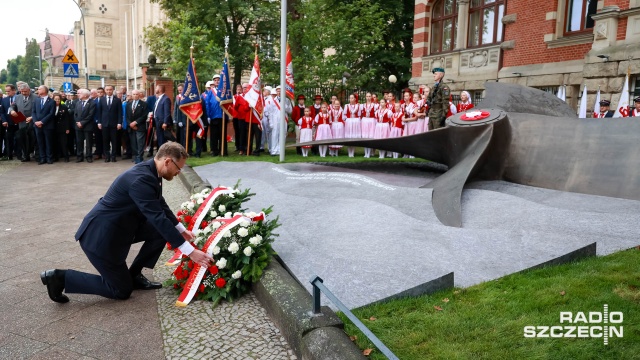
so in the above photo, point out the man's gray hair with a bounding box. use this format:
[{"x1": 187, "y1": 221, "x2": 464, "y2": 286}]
[
  {"x1": 77, "y1": 89, "x2": 90, "y2": 97},
  {"x1": 17, "y1": 82, "x2": 29, "y2": 90}
]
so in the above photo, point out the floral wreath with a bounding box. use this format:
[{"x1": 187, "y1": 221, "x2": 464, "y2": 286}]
[{"x1": 165, "y1": 183, "x2": 279, "y2": 306}]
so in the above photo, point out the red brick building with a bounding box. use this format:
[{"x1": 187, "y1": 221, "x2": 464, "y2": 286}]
[{"x1": 411, "y1": 0, "x2": 640, "y2": 114}]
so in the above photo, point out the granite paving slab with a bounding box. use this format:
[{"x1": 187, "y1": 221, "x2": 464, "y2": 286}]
[{"x1": 194, "y1": 161, "x2": 640, "y2": 309}]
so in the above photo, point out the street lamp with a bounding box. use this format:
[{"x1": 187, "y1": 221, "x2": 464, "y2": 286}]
[{"x1": 72, "y1": 0, "x2": 89, "y2": 88}]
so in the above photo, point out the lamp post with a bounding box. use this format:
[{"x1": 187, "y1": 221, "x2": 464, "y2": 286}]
[
  {"x1": 35, "y1": 49, "x2": 43, "y2": 85},
  {"x1": 72, "y1": 0, "x2": 89, "y2": 88}
]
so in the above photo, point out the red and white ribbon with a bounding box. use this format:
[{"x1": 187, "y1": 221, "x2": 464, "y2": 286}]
[
  {"x1": 187, "y1": 187, "x2": 234, "y2": 231},
  {"x1": 175, "y1": 212, "x2": 266, "y2": 307}
]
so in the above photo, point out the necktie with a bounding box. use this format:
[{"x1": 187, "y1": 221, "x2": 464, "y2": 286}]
[
  {"x1": 108, "y1": 97, "x2": 111, "y2": 107},
  {"x1": 133, "y1": 101, "x2": 137, "y2": 109},
  {"x1": 82, "y1": 101, "x2": 86, "y2": 108},
  {"x1": 41, "y1": 98, "x2": 45, "y2": 107}
]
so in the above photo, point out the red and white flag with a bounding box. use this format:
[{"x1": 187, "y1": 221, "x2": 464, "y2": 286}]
[
  {"x1": 613, "y1": 72, "x2": 630, "y2": 118},
  {"x1": 285, "y1": 44, "x2": 294, "y2": 100},
  {"x1": 243, "y1": 53, "x2": 264, "y2": 124}
]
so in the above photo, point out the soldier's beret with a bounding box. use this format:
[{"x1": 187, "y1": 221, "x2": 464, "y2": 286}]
[{"x1": 432, "y1": 67, "x2": 445, "y2": 74}]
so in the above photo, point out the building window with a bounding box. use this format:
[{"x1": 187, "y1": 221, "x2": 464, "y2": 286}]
[
  {"x1": 537, "y1": 86, "x2": 559, "y2": 95},
  {"x1": 468, "y1": 0, "x2": 505, "y2": 48},
  {"x1": 431, "y1": 0, "x2": 458, "y2": 54},
  {"x1": 565, "y1": 0, "x2": 597, "y2": 34}
]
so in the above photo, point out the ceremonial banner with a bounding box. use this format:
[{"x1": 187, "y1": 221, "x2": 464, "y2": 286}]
[
  {"x1": 593, "y1": 88, "x2": 601, "y2": 118},
  {"x1": 613, "y1": 72, "x2": 630, "y2": 118},
  {"x1": 180, "y1": 56, "x2": 206, "y2": 137},
  {"x1": 285, "y1": 44, "x2": 295, "y2": 100},
  {"x1": 556, "y1": 85, "x2": 566, "y2": 102},
  {"x1": 578, "y1": 85, "x2": 587, "y2": 118},
  {"x1": 243, "y1": 53, "x2": 265, "y2": 121},
  {"x1": 217, "y1": 53, "x2": 235, "y2": 118}
]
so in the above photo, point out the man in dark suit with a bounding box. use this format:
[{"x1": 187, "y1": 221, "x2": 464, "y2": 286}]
[
  {"x1": 145, "y1": 94, "x2": 156, "y2": 157},
  {"x1": 74, "y1": 89, "x2": 96, "y2": 162},
  {"x1": 40, "y1": 142, "x2": 213, "y2": 303},
  {"x1": 14, "y1": 83, "x2": 38, "y2": 162},
  {"x1": 174, "y1": 84, "x2": 188, "y2": 149},
  {"x1": 126, "y1": 89, "x2": 147, "y2": 163},
  {"x1": 32, "y1": 86, "x2": 56, "y2": 164},
  {"x1": 1, "y1": 85, "x2": 19, "y2": 160},
  {"x1": 97, "y1": 85, "x2": 123, "y2": 162},
  {"x1": 65, "y1": 91, "x2": 77, "y2": 156},
  {"x1": 92, "y1": 88, "x2": 104, "y2": 159},
  {"x1": 153, "y1": 85, "x2": 172, "y2": 148}
]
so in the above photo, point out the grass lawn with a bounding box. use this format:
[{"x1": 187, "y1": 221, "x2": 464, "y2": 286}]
[
  {"x1": 185, "y1": 140, "x2": 426, "y2": 167},
  {"x1": 340, "y1": 248, "x2": 640, "y2": 360}
]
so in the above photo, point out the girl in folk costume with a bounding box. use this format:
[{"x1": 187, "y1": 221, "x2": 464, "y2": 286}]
[
  {"x1": 446, "y1": 94, "x2": 458, "y2": 118},
  {"x1": 401, "y1": 89, "x2": 418, "y2": 137},
  {"x1": 421, "y1": 86, "x2": 431, "y2": 132},
  {"x1": 457, "y1": 91, "x2": 474, "y2": 113},
  {"x1": 413, "y1": 93, "x2": 427, "y2": 134},
  {"x1": 360, "y1": 92, "x2": 378, "y2": 158},
  {"x1": 374, "y1": 99, "x2": 391, "y2": 158},
  {"x1": 298, "y1": 108, "x2": 314, "y2": 157},
  {"x1": 343, "y1": 93, "x2": 362, "y2": 157},
  {"x1": 314, "y1": 102, "x2": 332, "y2": 157},
  {"x1": 329, "y1": 99, "x2": 344, "y2": 156},
  {"x1": 389, "y1": 102, "x2": 405, "y2": 159}
]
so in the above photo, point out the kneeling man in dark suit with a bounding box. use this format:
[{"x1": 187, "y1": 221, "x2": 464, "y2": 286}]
[{"x1": 41, "y1": 142, "x2": 213, "y2": 303}]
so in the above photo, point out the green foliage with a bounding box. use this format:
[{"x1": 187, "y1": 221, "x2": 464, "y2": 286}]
[
  {"x1": 341, "y1": 249, "x2": 640, "y2": 359},
  {"x1": 148, "y1": 0, "x2": 413, "y2": 92},
  {"x1": 0, "y1": 69, "x2": 7, "y2": 84},
  {"x1": 149, "y1": 0, "x2": 280, "y2": 85},
  {"x1": 6, "y1": 56, "x2": 23, "y2": 86},
  {"x1": 20, "y1": 39, "x2": 42, "y2": 88}
]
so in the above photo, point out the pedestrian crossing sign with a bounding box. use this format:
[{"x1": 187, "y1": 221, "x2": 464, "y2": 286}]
[
  {"x1": 63, "y1": 63, "x2": 80, "y2": 78},
  {"x1": 62, "y1": 49, "x2": 79, "y2": 63}
]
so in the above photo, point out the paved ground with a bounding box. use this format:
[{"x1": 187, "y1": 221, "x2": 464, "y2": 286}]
[
  {"x1": 195, "y1": 161, "x2": 640, "y2": 309},
  {"x1": 0, "y1": 158, "x2": 295, "y2": 359}
]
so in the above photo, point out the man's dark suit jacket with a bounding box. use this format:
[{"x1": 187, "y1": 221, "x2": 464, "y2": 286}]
[
  {"x1": 604, "y1": 110, "x2": 614, "y2": 118},
  {"x1": 32, "y1": 96, "x2": 56, "y2": 130},
  {"x1": 98, "y1": 96, "x2": 123, "y2": 128},
  {"x1": 1, "y1": 95, "x2": 18, "y2": 128},
  {"x1": 126, "y1": 100, "x2": 147, "y2": 132},
  {"x1": 154, "y1": 94, "x2": 172, "y2": 127},
  {"x1": 74, "y1": 99, "x2": 96, "y2": 132},
  {"x1": 74, "y1": 159, "x2": 185, "y2": 261}
]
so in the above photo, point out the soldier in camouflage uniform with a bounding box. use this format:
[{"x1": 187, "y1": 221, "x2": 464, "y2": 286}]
[{"x1": 427, "y1": 67, "x2": 450, "y2": 130}]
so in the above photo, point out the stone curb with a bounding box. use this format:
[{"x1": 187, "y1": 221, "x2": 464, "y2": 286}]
[{"x1": 177, "y1": 165, "x2": 366, "y2": 360}]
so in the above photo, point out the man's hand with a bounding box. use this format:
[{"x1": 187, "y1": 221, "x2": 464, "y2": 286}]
[
  {"x1": 130, "y1": 121, "x2": 137, "y2": 128},
  {"x1": 181, "y1": 230, "x2": 195, "y2": 241},
  {"x1": 10, "y1": 111, "x2": 17, "y2": 117},
  {"x1": 26, "y1": 117, "x2": 32, "y2": 123},
  {"x1": 162, "y1": 123, "x2": 167, "y2": 130},
  {"x1": 35, "y1": 121, "x2": 43, "y2": 128},
  {"x1": 76, "y1": 122, "x2": 82, "y2": 129},
  {"x1": 188, "y1": 249, "x2": 214, "y2": 268},
  {"x1": 2, "y1": 122, "x2": 7, "y2": 128}
]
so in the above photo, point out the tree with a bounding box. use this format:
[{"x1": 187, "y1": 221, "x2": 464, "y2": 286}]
[
  {"x1": 148, "y1": 0, "x2": 280, "y2": 86},
  {"x1": 0, "y1": 69, "x2": 8, "y2": 84},
  {"x1": 6, "y1": 56, "x2": 22, "y2": 86},
  {"x1": 19, "y1": 39, "x2": 41, "y2": 88}
]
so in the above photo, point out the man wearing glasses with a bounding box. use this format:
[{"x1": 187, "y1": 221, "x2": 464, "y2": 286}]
[{"x1": 41, "y1": 142, "x2": 214, "y2": 303}]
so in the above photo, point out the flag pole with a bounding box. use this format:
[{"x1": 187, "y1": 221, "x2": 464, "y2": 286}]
[
  {"x1": 279, "y1": 0, "x2": 288, "y2": 162},
  {"x1": 186, "y1": 42, "x2": 194, "y2": 154},
  {"x1": 221, "y1": 37, "x2": 229, "y2": 157}
]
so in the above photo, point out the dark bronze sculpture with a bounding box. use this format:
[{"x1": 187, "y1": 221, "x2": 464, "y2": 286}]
[{"x1": 295, "y1": 83, "x2": 640, "y2": 227}]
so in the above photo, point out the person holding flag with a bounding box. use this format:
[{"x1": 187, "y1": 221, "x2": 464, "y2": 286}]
[
  {"x1": 205, "y1": 75, "x2": 225, "y2": 156},
  {"x1": 217, "y1": 49, "x2": 235, "y2": 156},
  {"x1": 178, "y1": 49, "x2": 207, "y2": 155},
  {"x1": 243, "y1": 49, "x2": 265, "y2": 156}
]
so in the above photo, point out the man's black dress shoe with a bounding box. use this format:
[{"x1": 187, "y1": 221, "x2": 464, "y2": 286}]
[
  {"x1": 40, "y1": 269, "x2": 69, "y2": 303},
  {"x1": 86, "y1": 158, "x2": 93, "y2": 163},
  {"x1": 76, "y1": 158, "x2": 84, "y2": 163},
  {"x1": 111, "y1": 157, "x2": 117, "y2": 163},
  {"x1": 132, "y1": 274, "x2": 162, "y2": 290},
  {"x1": 105, "y1": 158, "x2": 110, "y2": 163}
]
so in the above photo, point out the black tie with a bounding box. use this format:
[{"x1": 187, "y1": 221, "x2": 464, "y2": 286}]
[
  {"x1": 82, "y1": 101, "x2": 86, "y2": 108},
  {"x1": 108, "y1": 97, "x2": 111, "y2": 107}
]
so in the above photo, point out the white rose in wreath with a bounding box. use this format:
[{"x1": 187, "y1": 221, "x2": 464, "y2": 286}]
[
  {"x1": 187, "y1": 202, "x2": 195, "y2": 210},
  {"x1": 212, "y1": 246, "x2": 220, "y2": 255},
  {"x1": 243, "y1": 246, "x2": 253, "y2": 256},
  {"x1": 223, "y1": 230, "x2": 232, "y2": 238},
  {"x1": 240, "y1": 219, "x2": 250, "y2": 228},
  {"x1": 249, "y1": 237, "x2": 260, "y2": 246},
  {"x1": 197, "y1": 198, "x2": 204, "y2": 204},
  {"x1": 237, "y1": 228, "x2": 249, "y2": 237},
  {"x1": 228, "y1": 242, "x2": 239, "y2": 254},
  {"x1": 211, "y1": 221, "x2": 221, "y2": 229},
  {"x1": 216, "y1": 257, "x2": 227, "y2": 269},
  {"x1": 232, "y1": 270, "x2": 242, "y2": 279},
  {"x1": 224, "y1": 212, "x2": 232, "y2": 218},
  {"x1": 218, "y1": 204, "x2": 226, "y2": 212},
  {"x1": 209, "y1": 210, "x2": 217, "y2": 218}
]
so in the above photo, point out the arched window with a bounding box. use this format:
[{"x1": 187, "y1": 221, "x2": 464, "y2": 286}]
[
  {"x1": 564, "y1": 0, "x2": 597, "y2": 34},
  {"x1": 468, "y1": 0, "x2": 505, "y2": 48},
  {"x1": 431, "y1": 0, "x2": 458, "y2": 54}
]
